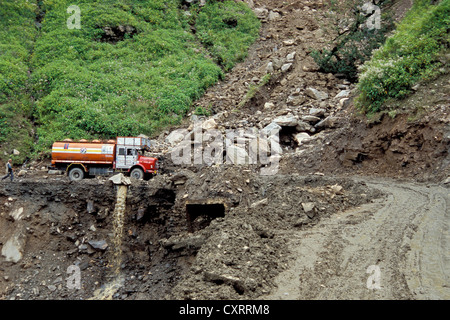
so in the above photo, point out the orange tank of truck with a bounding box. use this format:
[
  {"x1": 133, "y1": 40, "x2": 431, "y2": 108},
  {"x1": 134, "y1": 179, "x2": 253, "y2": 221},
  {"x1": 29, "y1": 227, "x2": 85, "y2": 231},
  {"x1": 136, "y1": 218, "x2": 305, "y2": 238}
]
[{"x1": 50, "y1": 137, "x2": 159, "y2": 181}]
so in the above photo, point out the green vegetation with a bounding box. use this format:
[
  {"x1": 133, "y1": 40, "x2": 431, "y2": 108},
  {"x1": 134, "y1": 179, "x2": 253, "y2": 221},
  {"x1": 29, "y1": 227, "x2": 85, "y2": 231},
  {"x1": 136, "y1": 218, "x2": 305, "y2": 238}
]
[
  {"x1": 311, "y1": 0, "x2": 394, "y2": 81},
  {"x1": 356, "y1": 0, "x2": 449, "y2": 113},
  {"x1": 0, "y1": 0, "x2": 260, "y2": 160},
  {"x1": 0, "y1": 1, "x2": 37, "y2": 164}
]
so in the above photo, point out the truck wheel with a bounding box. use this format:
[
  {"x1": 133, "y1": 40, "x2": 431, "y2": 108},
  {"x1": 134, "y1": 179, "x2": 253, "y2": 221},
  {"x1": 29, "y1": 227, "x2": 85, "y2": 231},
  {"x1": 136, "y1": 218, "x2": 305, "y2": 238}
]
[
  {"x1": 68, "y1": 167, "x2": 85, "y2": 181},
  {"x1": 130, "y1": 168, "x2": 144, "y2": 180}
]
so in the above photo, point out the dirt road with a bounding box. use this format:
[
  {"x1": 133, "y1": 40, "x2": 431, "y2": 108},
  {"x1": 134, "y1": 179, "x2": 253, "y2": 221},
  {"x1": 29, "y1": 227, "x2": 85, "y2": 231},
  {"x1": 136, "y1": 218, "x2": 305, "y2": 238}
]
[{"x1": 263, "y1": 178, "x2": 449, "y2": 300}]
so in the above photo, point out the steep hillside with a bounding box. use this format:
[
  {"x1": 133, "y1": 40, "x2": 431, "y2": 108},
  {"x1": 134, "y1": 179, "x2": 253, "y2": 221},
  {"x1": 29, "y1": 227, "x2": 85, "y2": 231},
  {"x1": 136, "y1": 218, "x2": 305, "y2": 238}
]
[{"x1": 0, "y1": 0, "x2": 260, "y2": 161}]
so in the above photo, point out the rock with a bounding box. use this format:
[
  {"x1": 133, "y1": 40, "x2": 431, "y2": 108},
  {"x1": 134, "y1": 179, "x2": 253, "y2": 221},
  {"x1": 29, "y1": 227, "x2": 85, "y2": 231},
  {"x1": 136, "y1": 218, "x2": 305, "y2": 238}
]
[
  {"x1": 109, "y1": 173, "x2": 131, "y2": 185},
  {"x1": 17, "y1": 170, "x2": 27, "y2": 177},
  {"x1": 272, "y1": 58, "x2": 283, "y2": 70},
  {"x1": 339, "y1": 98, "x2": 350, "y2": 107},
  {"x1": 302, "y1": 62, "x2": 319, "y2": 72},
  {"x1": 295, "y1": 121, "x2": 312, "y2": 132},
  {"x1": 335, "y1": 90, "x2": 351, "y2": 99},
  {"x1": 261, "y1": 122, "x2": 281, "y2": 136},
  {"x1": 283, "y1": 39, "x2": 295, "y2": 46},
  {"x1": 266, "y1": 61, "x2": 274, "y2": 73},
  {"x1": 301, "y1": 115, "x2": 321, "y2": 124},
  {"x1": 315, "y1": 116, "x2": 337, "y2": 129},
  {"x1": 48, "y1": 169, "x2": 62, "y2": 175},
  {"x1": 268, "y1": 10, "x2": 281, "y2": 21},
  {"x1": 87, "y1": 240, "x2": 108, "y2": 251},
  {"x1": 286, "y1": 95, "x2": 306, "y2": 106},
  {"x1": 443, "y1": 177, "x2": 450, "y2": 185},
  {"x1": 86, "y1": 200, "x2": 96, "y2": 214},
  {"x1": 165, "y1": 130, "x2": 187, "y2": 146},
  {"x1": 250, "y1": 198, "x2": 268, "y2": 208},
  {"x1": 13, "y1": 149, "x2": 20, "y2": 155},
  {"x1": 249, "y1": 138, "x2": 270, "y2": 156},
  {"x1": 330, "y1": 184, "x2": 343, "y2": 194},
  {"x1": 305, "y1": 88, "x2": 329, "y2": 100},
  {"x1": 226, "y1": 145, "x2": 250, "y2": 164},
  {"x1": 1, "y1": 227, "x2": 27, "y2": 263},
  {"x1": 264, "y1": 102, "x2": 275, "y2": 110},
  {"x1": 309, "y1": 108, "x2": 326, "y2": 117},
  {"x1": 302, "y1": 202, "x2": 315, "y2": 218},
  {"x1": 78, "y1": 244, "x2": 88, "y2": 253},
  {"x1": 281, "y1": 63, "x2": 293, "y2": 72},
  {"x1": 253, "y1": 7, "x2": 269, "y2": 19},
  {"x1": 286, "y1": 52, "x2": 296, "y2": 62},
  {"x1": 47, "y1": 285, "x2": 57, "y2": 292},
  {"x1": 294, "y1": 133, "x2": 312, "y2": 145},
  {"x1": 273, "y1": 115, "x2": 298, "y2": 127},
  {"x1": 201, "y1": 118, "x2": 217, "y2": 131},
  {"x1": 9, "y1": 207, "x2": 24, "y2": 221}
]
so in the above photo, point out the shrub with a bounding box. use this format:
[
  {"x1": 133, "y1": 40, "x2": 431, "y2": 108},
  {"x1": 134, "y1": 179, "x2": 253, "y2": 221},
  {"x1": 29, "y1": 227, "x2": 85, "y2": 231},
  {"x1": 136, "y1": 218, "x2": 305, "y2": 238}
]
[{"x1": 311, "y1": 0, "x2": 394, "y2": 81}]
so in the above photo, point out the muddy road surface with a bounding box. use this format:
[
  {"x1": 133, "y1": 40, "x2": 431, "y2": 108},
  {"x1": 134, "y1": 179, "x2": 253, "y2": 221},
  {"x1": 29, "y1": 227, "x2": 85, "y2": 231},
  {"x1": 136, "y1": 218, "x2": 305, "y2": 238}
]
[{"x1": 264, "y1": 178, "x2": 450, "y2": 300}]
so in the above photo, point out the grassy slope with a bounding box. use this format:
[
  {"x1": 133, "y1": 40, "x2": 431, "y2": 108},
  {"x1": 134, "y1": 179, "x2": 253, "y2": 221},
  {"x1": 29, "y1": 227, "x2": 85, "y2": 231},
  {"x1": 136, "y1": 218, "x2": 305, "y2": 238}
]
[
  {"x1": 356, "y1": 0, "x2": 450, "y2": 113},
  {"x1": 0, "y1": 1, "x2": 37, "y2": 164},
  {"x1": 1, "y1": 0, "x2": 260, "y2": 160}
]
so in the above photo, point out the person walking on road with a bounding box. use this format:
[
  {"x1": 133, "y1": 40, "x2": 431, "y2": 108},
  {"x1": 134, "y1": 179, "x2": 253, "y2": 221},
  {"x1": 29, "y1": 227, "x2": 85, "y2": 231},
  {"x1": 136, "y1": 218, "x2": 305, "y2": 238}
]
[{"x1": 2, "y1": 159, "x2": 14, "y2": 182}]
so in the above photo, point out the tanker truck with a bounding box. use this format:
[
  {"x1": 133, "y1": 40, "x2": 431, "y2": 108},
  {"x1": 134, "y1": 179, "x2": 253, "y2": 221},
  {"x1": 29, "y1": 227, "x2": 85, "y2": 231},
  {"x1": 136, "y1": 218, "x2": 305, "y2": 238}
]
[{"x1": 50, "y1": 136, "x2": 159, "y2": 181}]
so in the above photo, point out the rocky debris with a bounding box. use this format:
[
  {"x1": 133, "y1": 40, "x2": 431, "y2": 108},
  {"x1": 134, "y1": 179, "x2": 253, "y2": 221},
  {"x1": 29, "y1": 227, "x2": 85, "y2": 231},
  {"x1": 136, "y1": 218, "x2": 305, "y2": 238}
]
[
  {"x1": 305, "y1": 87, "x2": 329, "y2": 101},
  {"x1": 273, "y1": 115, "x2": 298, "y2": 127},
  {"x1": 17, "y1": 169, "x2": 27, "y2": 177},
  {"x1": 335, "y1": 90, "x2": 351, "y2": 99},
  {"x1": 109, "y1": 173, "x2": 131, "y2": 185},
  {"x1": 302, "y1": 202, "x2": 316, "y2": 218},
  {"x1": 294, "y1": 132, "x2": 312, "y2": 145},
  {"x1": 1, "y1": 225, "x2": 27, "y2": 263},
  {"x1": 315, "y1": 116, "x2": 337, "y2": 130},
  {"x1": 87, "y1": 240, "x2": 108, "y2": 251},
  {"x1": 226, "y1": 145, "x2": 251, "y2": 165},
  {"x1": 201, "y1": 118, "x2": 218, "y2": 131},
  {"x1": 165, "y1": 130, "x2": 186, "y2": 146},
  {"x1": 160, "y1": 233, "x2": 206, "y2": 251},
  {"x1": 48, "y1": 169, "x2": 62, "y2": 175},
  {"x1": 9, "y1": 207, "x2": 24, "y2": 221},
  {"x1": 250, "y1": 198, "x2": 268, "y2": 208}
]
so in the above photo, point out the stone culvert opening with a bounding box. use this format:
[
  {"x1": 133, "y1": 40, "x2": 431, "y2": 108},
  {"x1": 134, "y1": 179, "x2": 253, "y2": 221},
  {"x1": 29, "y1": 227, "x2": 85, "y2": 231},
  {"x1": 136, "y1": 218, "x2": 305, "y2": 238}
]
[{"x1": 186, "y1": 200, "x2": 226, "y2": 232}]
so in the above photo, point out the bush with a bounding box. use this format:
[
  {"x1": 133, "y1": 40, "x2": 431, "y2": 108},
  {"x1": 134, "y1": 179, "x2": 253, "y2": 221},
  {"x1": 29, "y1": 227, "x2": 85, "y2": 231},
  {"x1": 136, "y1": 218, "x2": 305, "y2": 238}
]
[
  {"x1": 310, "y1": 0, "x2": 394, "y2": 81},
  {"x1": 356, "y1": 0, "x2": 449, "y2": 113}
]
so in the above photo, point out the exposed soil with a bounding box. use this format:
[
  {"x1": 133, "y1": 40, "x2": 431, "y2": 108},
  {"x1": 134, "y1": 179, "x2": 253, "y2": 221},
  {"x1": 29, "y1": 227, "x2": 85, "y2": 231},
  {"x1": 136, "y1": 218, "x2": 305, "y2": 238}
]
[{"x1": 1, "y1": 0, "x2": 449, "y2": 301}]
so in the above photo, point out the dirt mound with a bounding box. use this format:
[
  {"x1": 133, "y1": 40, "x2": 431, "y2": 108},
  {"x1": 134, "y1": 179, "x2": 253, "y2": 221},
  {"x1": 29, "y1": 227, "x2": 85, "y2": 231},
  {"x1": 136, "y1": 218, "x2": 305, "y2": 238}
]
[
  {"x1": 279, "y1": 74, "x2": 450, "y2": 182},
  {"x1": 167, "y1": 169, "x2": 383, "y2": 299}
]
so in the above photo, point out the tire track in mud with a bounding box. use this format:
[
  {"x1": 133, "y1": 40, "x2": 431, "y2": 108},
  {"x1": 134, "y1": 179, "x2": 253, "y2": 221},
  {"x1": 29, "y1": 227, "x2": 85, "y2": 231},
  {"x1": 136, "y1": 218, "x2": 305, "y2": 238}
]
[{"x1": 264, "y1": 178, "x2": 450, "y2": 300}]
